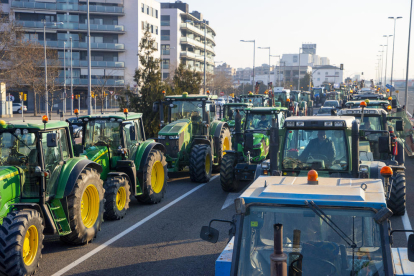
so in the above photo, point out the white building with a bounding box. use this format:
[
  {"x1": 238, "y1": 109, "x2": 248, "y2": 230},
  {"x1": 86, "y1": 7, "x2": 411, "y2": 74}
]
[
  {"x1": 320, "y1": 57, "x2": 330, "y2": 65},
  {"x1": 312, "y1": 65, "x2": 344, "y2": 87},
  {"x1": 160, "y1": 1, "x2": 216, "y2": 80}
]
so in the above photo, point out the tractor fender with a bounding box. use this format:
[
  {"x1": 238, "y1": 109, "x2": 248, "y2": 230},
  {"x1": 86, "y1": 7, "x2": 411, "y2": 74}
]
[
  {"x1": 62, "y1": 159, "x2": 103, "y2": 198},
  {"x1": 192, "y1": 138, "x2": 213, "y2": 156},
  {"x1": 107, "y1": 169, "x2": 136, "y2": 195},
  {"x1": 10, "y1": 203, "x2": 57, "y2": 235},
  {"x1": 136, "y1": 142, "x2": 166, "y2": 182},
  {"x1": 213, "y1": 121, "x2": 229, "y2": 158}
]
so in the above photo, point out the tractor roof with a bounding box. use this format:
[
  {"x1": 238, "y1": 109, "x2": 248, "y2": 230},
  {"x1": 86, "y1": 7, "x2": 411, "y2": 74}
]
[
  {"x1": 239, "y1": 94, "x2": 268, "y2": 97},
  {"x1": 165, "y1": 93, "x2": 217, "y2": 100},
  {"x1": 223, "y1": 103, "x2": 252, "y2": 107},
  {"x1": 285, "y1": 116, "x2": 355, "y2": 128},
  {"x1": 76, "y1": 112, "x2": 142, "y2": 120},
  {"x1": 241, "y1": 176, "x2": 386, "y2": 209},
  {"x1": 246, "y1": 107, "x2": 288, "y2": 113},
  {"x1": 0, "y1": 120, "x2": 68, "y2": 130},
  {"x1": 338, "y1": 108, "x2": 387, "y2": 116}
]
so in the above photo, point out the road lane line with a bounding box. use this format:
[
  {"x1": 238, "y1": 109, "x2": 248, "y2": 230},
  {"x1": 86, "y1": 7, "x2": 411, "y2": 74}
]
[
  {"x1": 52, "y1": 174, "x2": 219, "y2": 276},
  {"x1": 221, "y1": 192, "x2": 241, "y2": 210},
  {"x1": 402, "y1": 212, "x2": 413, "y2": 240}
]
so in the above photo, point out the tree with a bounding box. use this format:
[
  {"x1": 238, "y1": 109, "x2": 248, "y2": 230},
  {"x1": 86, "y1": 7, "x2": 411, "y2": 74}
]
[
  {"x1": 211, "y1": 71, "x2": 233, "y2": 95},
  {"x1": 173, "y1": 63, "x2": 202, "y2": 94},
  {"x1": 300, "y1": 73, "x2": 312, "y2": 91}
]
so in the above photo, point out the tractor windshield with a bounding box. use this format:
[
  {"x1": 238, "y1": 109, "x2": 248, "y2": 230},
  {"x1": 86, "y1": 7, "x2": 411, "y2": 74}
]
[
  {"x1": 238, "y1": 205, "x2": 385, "y2": 276},
  {"x1": 358, "y1": 116, "x2": 382, "y2": 131},
  {"x1": 84, "y1": 119, "x2": 122, "y2": 152},
  {"x1": 0, "y1": 132, "x2": 37, "y2": 167},
  {"x1": 245, "y1": 113, "x2": 275, "y2": 130},
  {"x1": 274, "y1": 93, "x2": 288, "y2": 103},
  {"x1": 290, "y1": 92, "x2": 300, "y2": 102},
  {"x1": 170, "y1": 100, "x2": 203, "y2": 121},
  {"x1": 223, "y1": 106, "x2": 246, "y2": 120},
  {"x1": 282, "y1": 129, "x2": 348, "y2": 171}
]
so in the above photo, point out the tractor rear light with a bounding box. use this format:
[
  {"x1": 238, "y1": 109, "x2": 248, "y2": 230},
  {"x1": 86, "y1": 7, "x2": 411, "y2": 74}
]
[
  {"x1": 286, "y1": 121, "x2": 295, "y2": 127},
  {"x1": 334, "y1": 121, "x2": 344, "y2": 127},
  {"x1": 15, "y1": 129, "x2": 21, "y2": 135},
  {"x1": 169, "y1": 135, "x2": 179, "y2": 139},
  {"x1": 43, "y1": 172, "x2": 49, "y2": 177},
  {"x1": 380, "y1": 166, "x2": 393, "y2": 178},
  {"x1": 23, "y1": 129, "x2": 28, "y2": 135},
  {"x1": 296, "y1": 122, "x2": 304, "y2": 127},
  {"x1": 263, "y1": 170, "x2": 268, "y2": 175},
  {"x1": 307, "y1": 170, "x2": 318, "y2": 185}
]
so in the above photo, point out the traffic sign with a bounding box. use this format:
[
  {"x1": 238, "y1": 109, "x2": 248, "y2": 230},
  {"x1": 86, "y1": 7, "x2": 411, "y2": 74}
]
[
  {"x1": 220, "y1": 92, "x2": 224, "y2": 96},
  {"x1": 110, "y1": 91, "x2": 114, "y2": 95},
  {"x1": 7, "y1": 95, "x2": 14, "y2": 101},
  {"x1": 396, "y1": 90, "x2": 399, "y2": 94}
]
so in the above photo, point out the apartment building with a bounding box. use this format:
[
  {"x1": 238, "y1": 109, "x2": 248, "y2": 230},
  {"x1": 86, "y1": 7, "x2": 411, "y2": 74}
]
[
  {"x1": 2, "y1": 0, "x2": 160, "y2": 111},
  {"x1": 214, "y1": 63, "x2": 235, "y2": 77},
  {"x1": 160, "y1": 1, "x2": 215, "y2": 81}
]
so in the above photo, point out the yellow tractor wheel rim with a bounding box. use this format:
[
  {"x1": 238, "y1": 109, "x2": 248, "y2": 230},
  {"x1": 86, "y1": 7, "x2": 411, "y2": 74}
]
[
  {"x1": 151, "y1": 161, "x2": 165, "y2": 194},
  {"x1": 23, "y1": 225, "x2": 38, "y2": 266},
  {"x1": 116, "y1": 186, "x2": 126, "y2": 211},
  {"x1": 81, "y1": 185, "x2": 100, "y2": 228},
  {"x1": 222, "y1": 137, "x2": 230, "y2": 156},
  {"x1": 205, "y1": 154, "x2": 211, "y2": 173}
]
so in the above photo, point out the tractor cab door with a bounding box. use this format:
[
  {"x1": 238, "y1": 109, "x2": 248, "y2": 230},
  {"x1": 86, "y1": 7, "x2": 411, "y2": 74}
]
[
  {"x1": 41, "y1": 128, "x2": 71, "y2": 198},
  {"x1": 122, "y1": 120, "x2": 141, "y2": 160}
]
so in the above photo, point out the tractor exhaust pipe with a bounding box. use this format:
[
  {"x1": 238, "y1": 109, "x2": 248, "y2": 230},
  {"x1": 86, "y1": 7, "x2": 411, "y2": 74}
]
[
  {"x1": 352, "y1": 120, "x2": 359, "y2": 178},
  {"x1": 270, "y1": 118, "x2": 280, "y2": 176},
  {"x1": 235, "y1": 110, "x2": 243, "y2": 147},
  {"x1": 270, "y1": 224, "x2": 287, "y2": 276}
]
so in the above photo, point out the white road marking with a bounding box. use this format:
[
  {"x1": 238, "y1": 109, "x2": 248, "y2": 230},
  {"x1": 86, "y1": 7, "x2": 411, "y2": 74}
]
[
  {"x1": 52, "y1": 174, "x2": 220, "y2": 276},
  {"x1": 221, "y1": 192, "x2": 241, "y2": 210},
  {"x1": 402, "y1": 212, "x2": 413, "y2": 240}
]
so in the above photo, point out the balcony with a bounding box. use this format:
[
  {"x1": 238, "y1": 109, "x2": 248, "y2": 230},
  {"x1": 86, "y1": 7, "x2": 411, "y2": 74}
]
[
  {"x1": 17, "y1": 21, "x2": 125, "y2": 32},
  {"x1": 34, "y1": 40, "x2": 125, "y2": 51},
  {"x1": 180, "y1": 37, "x2": 215, "y2": 55},
  {"x1": 59, "y1": 78, "x2": 125, "y2": 86},
  {"x1": 11, "y1": 1, "x2": 124, "y2": 14},
  {"x1": 180, "y1": 51, "x2": 214, "y2": 65},
  {"x1": 180, "y1": 23, "x2": 215, "y2": 44},
  {"x1": 58, "y1": 60, "x2": 125, "y2": 68}
]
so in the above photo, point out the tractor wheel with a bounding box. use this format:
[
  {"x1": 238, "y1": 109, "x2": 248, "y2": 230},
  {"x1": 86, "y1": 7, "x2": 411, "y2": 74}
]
[
  {"x1": 104, "y1": 176, "x2": 131, "y2": 220},
  {"x1": 213, "y1": 127, "x2": 232, "y2": 172},
  {"x1": 189, "y1": 144, "x2": 212, "y2": 183},
  {"x1": 220, "y1": 154, "x2": 237, "y2": 192},
  {"x1": 60, "y1": 167, "x2": 104, "y2": 245},
  {"x1": 0, "y1": 209, "x2": 44, "y2": 276},
  {"x1": 136, "y1": 149, "x2": 167, "y2": 204},
  {"x1": 387, "y1": 172, "x2": 406, "y2": 216}
]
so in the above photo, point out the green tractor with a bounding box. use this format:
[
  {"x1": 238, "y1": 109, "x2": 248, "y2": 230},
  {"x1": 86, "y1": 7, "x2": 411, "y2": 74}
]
[
  {"x1": 298, "y1": 91, "x2": 313, "y2": 116},
  {"x1": 220, "y1": 107, "x2": 287, "y2": 191},
  {"x1": 237, "y1": 92, "x2": 270, "y2": 107},
  {"x1": 0, "y1": 118, "x2": 105, "y2": 275},
  {"x1": 218, "y1": 102, "x2": 252, "y2": 137},
  {"x1": 153, "y1": 92, "x2": 232, "y2": 183},
  {"x1": 68, "y1": 111, "x2": 167, "y2": 221}
]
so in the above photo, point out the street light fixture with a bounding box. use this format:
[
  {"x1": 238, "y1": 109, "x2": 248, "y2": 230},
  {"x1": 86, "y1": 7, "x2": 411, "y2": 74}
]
[
  {"x1": 389, "y1": 16, "x2": 403, "y2": 96},
  {"x1": 43, "y1": 20, "x2": 63, "y2": 117},
  {"x1": 404, "y1": 0, "x2": 413, "y2": 108},
  {"x1": 258, "y1": 47, "x2": 271, "y2": 85},
  {"x1": 241, "y1": 40, "x2": 255, "y2": 87},
  {"x1": 383, "y1": 35, "x2": 392, "y2": 86},
  {"x1": 378, "y1": 50, "x2": 384, "y2": 86}
]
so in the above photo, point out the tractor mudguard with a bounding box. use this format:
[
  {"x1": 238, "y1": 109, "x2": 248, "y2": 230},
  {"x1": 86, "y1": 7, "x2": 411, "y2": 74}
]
[
  {"x1": 110, "y1": 161, "x2": 137, "y2": 195},
  {"x1": 136, "y1": 142, "x2": 166, "y2": 181},
  {"x1": 192, "y1": 138, "x2": 211, "y2": 146},
  {"x1": 10, "y1": 203, "x2": 57, "y2": 235},
  {"x1": 62, "y1": 159, "x2": 103, "y2": 198},
  {"x1": 213, "y1": 122, "x2": 229, "y2": 159}
]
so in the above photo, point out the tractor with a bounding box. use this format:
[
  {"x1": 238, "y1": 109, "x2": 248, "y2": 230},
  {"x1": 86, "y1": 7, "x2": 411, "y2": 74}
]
[
  {"x1": 274, "y1": 90, "x2": 290, "y2": 108},
  {"x1": 201, "y1": 170, "x2": 414, "y2": 276},
  {"x1": 153, "y1": 92, "x2": 231, "y2": 183},
  {"x1": 312, "y1": 87, "x2": 325, "y2": 106},
  {"x1": 237, "y1": 92, "x2": 270, "y2": 107},
  {"x1": 68, "y1": 110, "x2": 167, "y2": 221},
  {"x1": 218, "y1": 103, "x2": 252, "y2": 143},
  {"x1": 220, "y1": 107, "x2": 287, "y2": 192},
  {"x1": 0, "y1": 117, "x2": 105, "y2": 275},
  {"x1": 298, "y1": 91, "x2": 313, "y2": 116}
]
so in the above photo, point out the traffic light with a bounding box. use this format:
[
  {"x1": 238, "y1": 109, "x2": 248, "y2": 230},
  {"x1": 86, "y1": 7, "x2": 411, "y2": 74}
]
[
  {"x1": 340, "y1": 64, "x2": 344, "y2": 70},
  {"x1": 24, "y1": 94, "x2": 27, "y2": 101}
]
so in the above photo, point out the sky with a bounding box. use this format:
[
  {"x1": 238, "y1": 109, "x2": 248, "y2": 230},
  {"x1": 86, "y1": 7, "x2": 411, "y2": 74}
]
[{"x1": 165, "y1": 0, "x2": 413, "y2": 83}]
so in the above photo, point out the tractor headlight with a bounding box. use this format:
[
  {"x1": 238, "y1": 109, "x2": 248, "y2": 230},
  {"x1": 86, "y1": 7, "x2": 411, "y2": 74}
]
[
  {"x1": 359, "y1": 165, "x2": 369, "y2": 173},
  {"x1": 286, "y1": 121, "x2": 295, "y2": 127},
  {"x1": 15, "y1": 129, "x2": 21, "y2": 135},
  {"x1": 324, "y1": 122, "x2": 333, "y2": 127},
  {"x1": 296, "y1": 121, "x2": 304, "y2": 127},
  {"x1": 334, "y1": 121, "x2": 344, "y2": 127},
  {"x1": 261, "y1": 162, "x2": 269, "y2": 169},
  {"x1": 168, "y1": 135, "x2": 179, "y2": 139},
  {"x1": 158, "y1": 135, "x2": 166, "y2": 139}
]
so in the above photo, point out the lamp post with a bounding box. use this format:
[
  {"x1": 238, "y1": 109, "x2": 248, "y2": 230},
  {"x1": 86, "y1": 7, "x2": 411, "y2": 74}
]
[
  {"x1": 270, "y1": 55, "x2": 280, "y2": 87},
  {"x1": 389, "y1": 16, "x2": 403, "y2": 96},
  {"x1": 63, "y1": 42, "x2": 66, "y2": 114},
  {"x1": 43, "y1": 20, "x2": 63, "y2": 117},
  {"x1": 383, "y1": 35, "x2": 392, "y2": 86},
  {"x1": 377, "y1": 56, "x2": 382, "y2": 85},
  {"x1": 258, "y1": 47, "x2": 271, "y2": 85},
  {"x1": 70, "y1": 37, "x2": 73, "y2": 115},
  {"x1": 404, "y1": 0, "x2": 413, "y2": 108},
  {"x1": 298, "y1": 48, "x2": 302, "y2": 90},
  {"x1": 87, "y1": 0, "x2": 92, "y2": 114},
  {"x1": 241, "y1": 40, "x2": 255, "y2": 87},
  {"x1": 379, "y1": 49, "x2": 384, "y2": 87}
]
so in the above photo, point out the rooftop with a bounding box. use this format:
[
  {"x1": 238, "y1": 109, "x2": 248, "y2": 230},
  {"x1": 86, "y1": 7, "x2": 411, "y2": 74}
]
[
  {"x1": 0, "y1": 120, "x2": 68, "y2": 130},
  {"x1": 285, "y1": 116, "x2": 355, "y2": 128},
  {"x1": 75, "y1": 112, "x2": 142, "y2": 121}
]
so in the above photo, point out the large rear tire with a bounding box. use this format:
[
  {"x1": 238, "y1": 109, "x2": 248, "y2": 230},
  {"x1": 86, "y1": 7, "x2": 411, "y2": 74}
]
[
  {"x1": 388, "y1": 172, "x2": 406, "y2": 216},
  {"x1": 60, "y1": 167, "x2": 105, "y2": 245},
  {"x1": 136, "y1": 149, "x2": 167, "y2": 204},
  {"x1": 189, "y1": 144, "x2": 212, "y2": 183},
  {"x1": 220, "y1": 154, "x2": 237, "y2": 192},
  {"x1": 213, "y1": 127, "x2": 232, "y2": 172},
  {"x1": 104, "y1": 176, "x2": 131, "y2": 220},
  {"x1": 0, "y1": 209, "x2": 44, "y2": 276}
]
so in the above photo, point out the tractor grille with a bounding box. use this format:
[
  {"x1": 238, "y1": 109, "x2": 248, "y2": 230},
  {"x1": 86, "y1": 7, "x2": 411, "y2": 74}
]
[{"x1": 159, "y1": 135, "x2": 183, "y2": 158}]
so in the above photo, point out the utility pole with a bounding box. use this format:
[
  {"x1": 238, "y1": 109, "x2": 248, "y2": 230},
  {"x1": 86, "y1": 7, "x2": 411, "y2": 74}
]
[
  {"x1": 298, "y1": 48, "x2": 302, "y2": 90},
  {"x1": 87, "y1": 0, "x2": 92, "y2": 114},
  {"x1": 405, "y1": 0, "x2": 413, "y2": 108}
]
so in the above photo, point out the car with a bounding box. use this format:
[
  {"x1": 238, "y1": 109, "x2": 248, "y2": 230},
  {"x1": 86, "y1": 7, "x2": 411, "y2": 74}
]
[
  {"x1": 216, "y1": 98, "x2": 226, "y2": 106},
  {"x1": 323, "y1": 100, "x2": 340, "y2": 109},
  {"x1": 315, "y1": 106, "x2": 334, "y2": 116},
  {"x1": 12, "y1": 103, "x2": 27, "y2": 113}
]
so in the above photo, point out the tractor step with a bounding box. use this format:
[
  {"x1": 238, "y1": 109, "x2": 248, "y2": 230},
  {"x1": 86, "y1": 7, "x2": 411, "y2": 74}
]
[{"x1": 47, "y1": 199, "x2": 71, "y2": 236}]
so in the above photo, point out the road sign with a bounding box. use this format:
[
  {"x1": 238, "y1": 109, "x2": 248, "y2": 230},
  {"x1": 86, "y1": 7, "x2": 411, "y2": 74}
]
[
  {"x1": 386, "y1": 84, "x2": 393, "y2": 89},
  {"x1": 110, "y1": 91, "x2": 114, "y2": 95},
  {"x1": 396, "y1": 90, "x2": 399, "y2": 94},
  {"x1": 220, "y1": 92, "x2": 224, "y2": 96},
  {"x1": 8, "y1": 95, "x2": 14, "y2": 101}
]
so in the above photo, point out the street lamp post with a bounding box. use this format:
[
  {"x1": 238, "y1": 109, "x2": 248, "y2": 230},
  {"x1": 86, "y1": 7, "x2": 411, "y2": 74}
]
[
  {"x1": 389, "y1": 16, "x2": 403, "y2": 96},
  {"x1": 383, "y1": 35, "x2": 392, "y2": 86},
  {"x1": 87, "y1": 0, "x2": 92, "y2": 114},
  {"x1": 241, "y1": 40, "x2": 255, "y2": 87},
  {"x1": 258, "y1": 47, "x2": 271, "y2": 85},
  {"x1": 70, "y1": 37, "x2": 73, "y2": 115},
  {"x1": 404, "y1": 0, "x2": 413, "y2": 108},
  {"x1": 379, "y1": 49, "x2": 384, "y2": 87},
  {"x1": 298, "y1": 48, "x2": 302, "y2": 90},
  {"x1": 63, "y1": 42, "x2": 66, "y2": 114}
]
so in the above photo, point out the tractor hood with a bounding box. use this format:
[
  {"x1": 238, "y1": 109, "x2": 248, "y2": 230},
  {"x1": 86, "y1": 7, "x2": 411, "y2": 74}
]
[
  {"x1": 82, "y1": 146, "x2": 109, "y2": 163},
  {"x1": 159, "y1": 119, "x2": 190, "y2": 136},
  {"x1": 0, "y1": 167, "x2": 21, "y2": 213}
]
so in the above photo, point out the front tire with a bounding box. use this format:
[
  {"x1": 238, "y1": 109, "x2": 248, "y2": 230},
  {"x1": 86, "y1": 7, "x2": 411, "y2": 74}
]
[
  {"x1": 189, "y1": 144, "x2": 212, "y2": 183},
  {"x1": 0, "y1": 210, "x2": 44, "y2": 276},
  {"x1": 136, "y1": 149, "x2": 167, "y2": 204},
  {"x1": 388, "y1": 172, "x2": 406, "y2": 216},
  {"x1": 213, "y1": 127, "x2": 232, "y2": 172},
  {"x1": 220, "y1": 154, "x2": 237, "y2": 192},
  {"x1": 60, "y1": 167, "x2": 105, "y2": 245},
  {"x1": 104, "y1": 176, "x2": 131, "y2": 220}
]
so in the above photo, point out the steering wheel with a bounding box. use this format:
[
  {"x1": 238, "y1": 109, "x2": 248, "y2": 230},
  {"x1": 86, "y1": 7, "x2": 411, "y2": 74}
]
[
  {"x1": 308, "y1": 154, "x2": 328, "y2": 161},
  {"x1": 302, "y1": 257, "x2": 337, "y2": 276},
  {"x1": 95, "y1": 137, "x2": 113, "y2": 146}
]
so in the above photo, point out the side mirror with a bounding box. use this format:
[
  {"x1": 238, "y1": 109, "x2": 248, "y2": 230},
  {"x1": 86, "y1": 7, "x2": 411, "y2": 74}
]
[
  {"x1": 152, "y1": 102, "x2": 159, "y2": 113},
  {"x1": 392, "y1": 99, "x2": 397, "y2": 108},
  {"x1": 408, "y1": 234, "x2": 414, "y2": 262},
  {"x1": 129, "y1": 127, "x2": 137, "y2": 141},
  {"x1": 396, "y1": 120, "x2": 404, "y2": 132},
  {"x1": 210, "y1": 105, "x2": 216, "y2": 113},
  {"x1": 200, "y1": 226, "x2": 219, "y2": 243},
  {"x1": 74, "y1": 130, "x2": 81, "y2": 139},
  {"x1": 47, "y1": 133, "x2": 58, "y2": 147}
]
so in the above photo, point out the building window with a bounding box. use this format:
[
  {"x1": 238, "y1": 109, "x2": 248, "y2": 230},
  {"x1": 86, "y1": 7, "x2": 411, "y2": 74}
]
[
  {"x1": 156, "y1": 26, "x2": 158, "y2": 35},
  {"x1": 317, "y1": 78, "x2": 320, "y2": 81},
  {"x1": 0, "y1": 0, "x2": 8, "y2": 3},
  {"x1": 293, "y1": 56, "x2": 298, "y2": 63},
  {"x1": 161, "y1": 44, "x2": 170, "y2": 55},
  {"x1": 162, "y1": 59, "x2": 170, "y2": 69},
  {"x1": 335, "y1": 72, "x2": 339, "y2": 75},
  {"x1": 161, "y1": 15, "x2": 170, "y2": 26},
  {"x1": 325, "y1": 78, "x2": 328, "y2": 81},
  {"x1": 156, "y1": 10, "x2": 158, "y2": 19},
  {"x1": 161, "y1": 30, "x2": 170, "y2": 41},
  {"x1": 141, "y1": 3, "x2": 144, "y2": 13},
  {"x1": 162, "y1": 72, "x2": 170, "y2": 80},
  {"x1": 147, "y1": 6, "x2": 149, "y2": 15},
  {"x1": 151, "y1": 25, "x2": 153, "y2": 33},
  {"x1": 325, "y1": 72, "x2": 328, "y2": 75},
  {"x1": 317, "y1": 72, "x2": 320, "y2": 75}
]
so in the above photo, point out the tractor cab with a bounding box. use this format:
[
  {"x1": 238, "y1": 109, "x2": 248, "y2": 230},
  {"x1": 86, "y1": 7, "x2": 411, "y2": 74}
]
[
  {"x1": 274, "y1": 90, "x2": 290, "y2": 108},
  {"x1": 202, "y1": 173, "x2": 414, "y2": 276},
  {"x1": 238, "y1": 93, "x2": 269, "y2": 107},
  {"x1": 344, "y1": 100, "x2": 392, "y2": 110},
  {"x1": 220, "y1": 103, "x2": 252, "y2": 134},
  {"x1": 290, "y1": 90, "x2": 301, "y2": 102}
]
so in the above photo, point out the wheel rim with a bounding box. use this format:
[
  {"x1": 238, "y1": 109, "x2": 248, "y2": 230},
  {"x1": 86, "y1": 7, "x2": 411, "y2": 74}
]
[
  {"x1": 81, "y1": 185, "x2": 100, "y2": 228},
  {"x1": 116, "y1": 186, "x2": 126, "y2": 211},
  {"x1": 222, "y1": 137, "x2": 230, "y2": 156},
  {"x1": 151, "y1": 161, "x2": 164, "y2": 194},
  {"x1": 205, "y1": 154, "x2": 211, "y2": 173},
  {"x1": 23, "y1": 225, "x2": 38, "y2": 266}
]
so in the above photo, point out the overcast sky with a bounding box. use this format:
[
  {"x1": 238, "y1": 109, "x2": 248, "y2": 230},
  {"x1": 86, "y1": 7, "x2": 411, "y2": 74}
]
[{"x1": 169, "y1": 0, "x2": 413, "y2": 83}]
